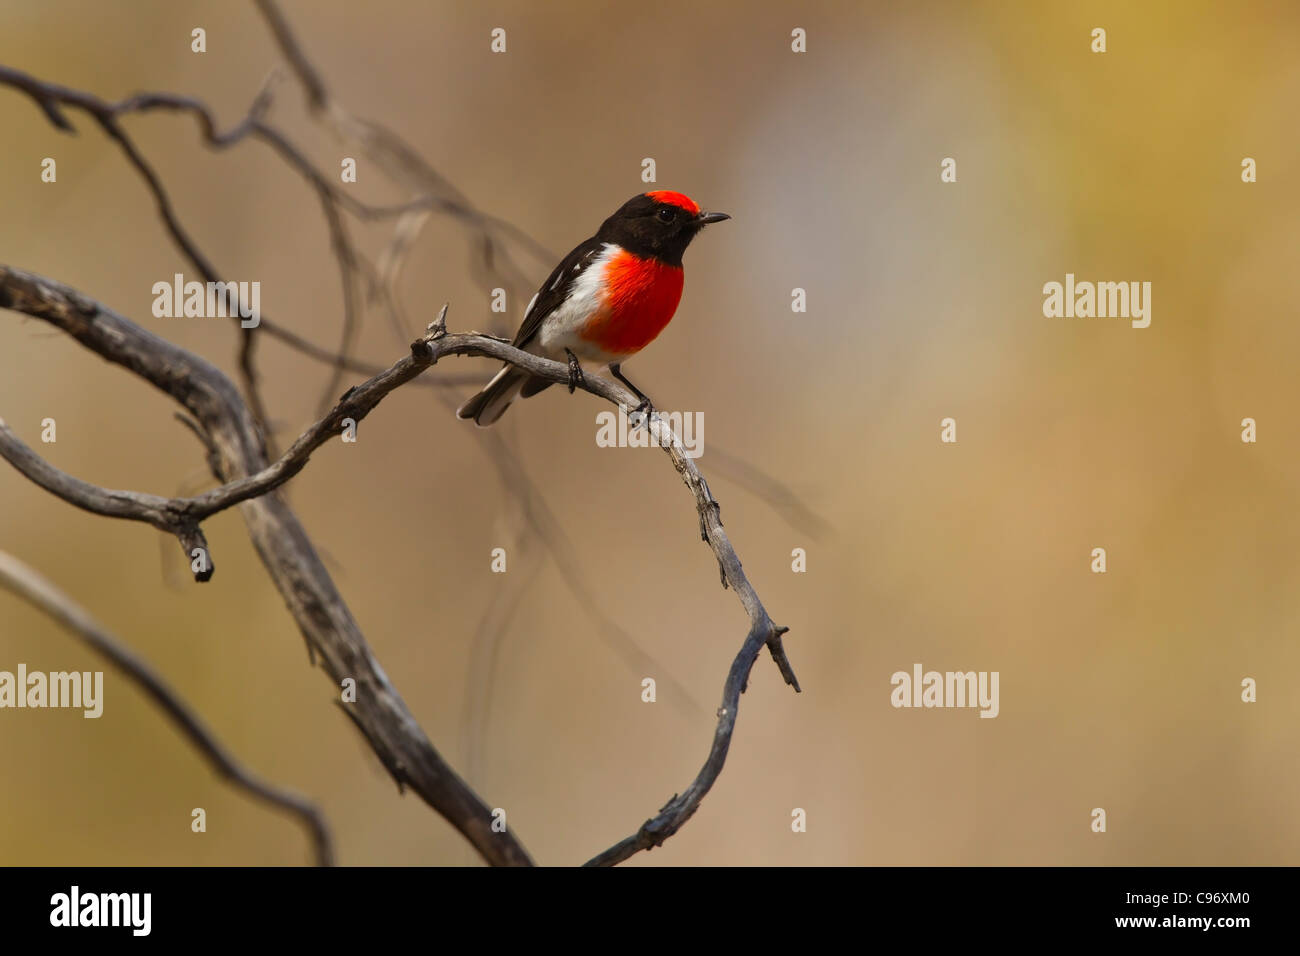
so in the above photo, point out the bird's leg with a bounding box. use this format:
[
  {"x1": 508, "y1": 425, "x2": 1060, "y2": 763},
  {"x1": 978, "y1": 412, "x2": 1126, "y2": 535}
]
[
  {"x1": 609, "y1": 363, "x2": 655, "y2": 423},
  {"x1": 564, "y1": 348, "x2": 586, "y2": 394}
]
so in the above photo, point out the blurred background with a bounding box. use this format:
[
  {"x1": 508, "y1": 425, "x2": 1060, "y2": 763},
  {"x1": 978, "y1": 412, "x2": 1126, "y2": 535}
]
[{"x1": 2, "y1": 0, "x2": 1299, "y2": 865}]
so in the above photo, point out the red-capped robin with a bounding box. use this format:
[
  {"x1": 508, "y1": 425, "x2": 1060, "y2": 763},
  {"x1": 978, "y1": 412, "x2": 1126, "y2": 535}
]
[{"x1": 456, "y1": 190, "x2": 729, "y2": 425}]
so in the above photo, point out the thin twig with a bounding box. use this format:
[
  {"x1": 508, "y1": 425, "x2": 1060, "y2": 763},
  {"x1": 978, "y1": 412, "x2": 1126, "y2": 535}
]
[
  {"x1": 0, "y1": 418, "x2": 215, "y2": 581},
  {"x1": 583, "y1": 618, "x2": 786, "y2": 866},
  {"x1": 0, "y1": 63, "x2": 432, "y2": 443}
]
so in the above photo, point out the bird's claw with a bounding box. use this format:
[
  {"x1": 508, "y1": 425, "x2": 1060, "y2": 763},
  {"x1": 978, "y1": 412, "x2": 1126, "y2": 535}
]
[
  {"x1": 629, "y1": 397, "x2": 654, "y2": 428},
  {"x1": 565, "y1": 349, "x2": 585, "y2": 394}
]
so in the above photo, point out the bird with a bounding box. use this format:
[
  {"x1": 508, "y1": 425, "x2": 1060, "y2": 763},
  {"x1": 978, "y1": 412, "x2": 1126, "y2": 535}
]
[{"x1": 456, "y1": 190, "x2": 730, "y2": 426}]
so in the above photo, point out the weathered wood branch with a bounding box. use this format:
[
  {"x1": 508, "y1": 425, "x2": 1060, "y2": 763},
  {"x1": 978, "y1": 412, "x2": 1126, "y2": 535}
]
[{"x1": 0, "y1": 265, "x2": 534, "y2": 866}]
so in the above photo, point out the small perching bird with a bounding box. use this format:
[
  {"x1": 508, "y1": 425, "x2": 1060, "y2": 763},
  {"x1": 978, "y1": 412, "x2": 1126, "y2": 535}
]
[{"x1": 456, "y1": 191, "x2": 729, "y2": 426}]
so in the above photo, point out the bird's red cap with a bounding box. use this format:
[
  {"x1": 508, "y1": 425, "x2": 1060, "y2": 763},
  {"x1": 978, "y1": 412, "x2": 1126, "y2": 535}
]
[{"x1": 644, "y1": 190, "x2": 701, "y2": 216}]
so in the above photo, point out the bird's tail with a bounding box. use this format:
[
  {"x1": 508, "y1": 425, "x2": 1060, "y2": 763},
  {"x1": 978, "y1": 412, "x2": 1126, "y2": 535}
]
[{"x1": 456, "y1": 365, "x2": 529, "y2": 426}]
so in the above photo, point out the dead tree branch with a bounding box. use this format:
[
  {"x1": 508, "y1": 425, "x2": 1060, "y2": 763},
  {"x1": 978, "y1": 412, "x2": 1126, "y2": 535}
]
[
  {"x1": 0, "y1": 265, "x2": 534, "y2": 867},
  {"x1": 0, "y1": 420, "x2": 215, "y2": 581}
]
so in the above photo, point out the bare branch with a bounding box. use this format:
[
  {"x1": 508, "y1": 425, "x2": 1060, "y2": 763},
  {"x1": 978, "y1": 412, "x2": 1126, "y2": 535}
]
[
  {"x1": 583, "y1": 619, "x2": 787, "y2": 866},
  {"x1": 0, "y1": 277, "x2": 516, "y2": 567},
  {"x1": 0, "y1": 63, "x2": 444, "y2": 441},
  {"x1": 0, "y1": 63, "x2": 274, "y2": 435},
  {"x1": 0, "y1": 264, "x2": 535, "y2": 867},
  {"x1": 0, "y1": 420, "x2": 214, "y2": 581},
  {"x1": 0, "y1": 548, "x2": 333, "y2": 865}
]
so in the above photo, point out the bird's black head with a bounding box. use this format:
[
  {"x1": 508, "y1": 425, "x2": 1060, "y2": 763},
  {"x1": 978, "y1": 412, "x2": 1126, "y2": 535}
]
[{"x1": 596, "y1": 191, "x2": 730, "y2": 267}]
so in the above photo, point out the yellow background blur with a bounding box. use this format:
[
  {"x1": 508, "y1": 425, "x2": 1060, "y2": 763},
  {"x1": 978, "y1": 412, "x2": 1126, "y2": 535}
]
[{"x1": 2, "y1": 0, "x2": 1299, "y2": 865}]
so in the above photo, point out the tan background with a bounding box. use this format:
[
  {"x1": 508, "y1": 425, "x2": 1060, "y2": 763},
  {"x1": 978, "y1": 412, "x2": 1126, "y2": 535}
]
[{"x1": 2, "y1": 0, "x2": 1299, "y2": 864}]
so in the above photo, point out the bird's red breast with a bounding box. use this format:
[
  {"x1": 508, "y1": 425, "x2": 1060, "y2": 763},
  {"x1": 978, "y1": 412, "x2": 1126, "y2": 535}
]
[{"x1": 579, "y1": 247, "x2": 684, "y2": 356}]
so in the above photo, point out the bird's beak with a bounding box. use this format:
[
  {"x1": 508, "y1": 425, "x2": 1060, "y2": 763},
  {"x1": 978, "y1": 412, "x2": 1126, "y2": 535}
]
[{"x1": 696, "y1": 211, "x2": 731, "y2": 225}]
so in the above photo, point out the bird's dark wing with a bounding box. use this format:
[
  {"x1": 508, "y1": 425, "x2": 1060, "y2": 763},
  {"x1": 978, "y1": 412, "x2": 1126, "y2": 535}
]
[{"x1": 512, "y1": 236, "x2": 607, "y2": 348}]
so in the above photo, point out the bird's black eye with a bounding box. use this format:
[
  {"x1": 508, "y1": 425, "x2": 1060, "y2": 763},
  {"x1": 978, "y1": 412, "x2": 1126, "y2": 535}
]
[{"x1": 656, "y1": 207, "x2": 675, "y2": 223}]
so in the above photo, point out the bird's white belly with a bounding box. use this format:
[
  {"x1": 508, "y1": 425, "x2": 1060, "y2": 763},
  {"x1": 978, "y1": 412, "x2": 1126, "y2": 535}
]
[{"x1": 532, "y1": 244, "x2": 624, "y2": 365}]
